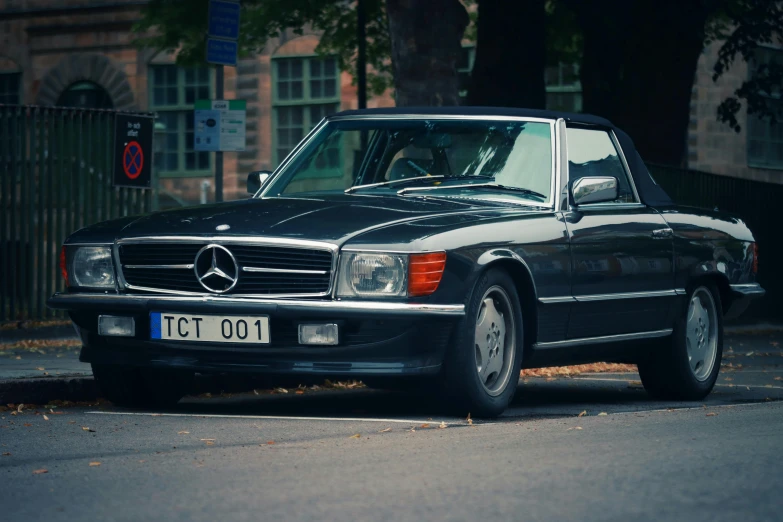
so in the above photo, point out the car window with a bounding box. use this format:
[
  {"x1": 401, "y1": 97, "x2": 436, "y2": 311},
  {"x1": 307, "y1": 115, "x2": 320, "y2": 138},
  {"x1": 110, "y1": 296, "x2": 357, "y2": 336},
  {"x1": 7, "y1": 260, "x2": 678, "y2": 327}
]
[
  {"x1": 566, "y1": 127, "x2": 636, "y2": 203},
  {"x1": 266, "y1": 120, "x2": 554, "y2": 203}
]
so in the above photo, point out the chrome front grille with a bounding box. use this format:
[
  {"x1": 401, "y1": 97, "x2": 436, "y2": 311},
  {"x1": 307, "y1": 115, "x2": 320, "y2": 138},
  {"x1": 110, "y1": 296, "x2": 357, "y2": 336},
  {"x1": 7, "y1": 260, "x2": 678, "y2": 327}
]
[{"x1": 117, "y1": 240, "x2": 335, "y2": 296}]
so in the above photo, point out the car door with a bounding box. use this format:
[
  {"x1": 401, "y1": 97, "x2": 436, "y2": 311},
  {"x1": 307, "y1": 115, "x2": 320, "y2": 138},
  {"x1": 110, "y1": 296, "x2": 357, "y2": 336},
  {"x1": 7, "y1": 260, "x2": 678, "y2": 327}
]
[{"x1": 563, "y1": 125, "x2": 674, "y2": 340}]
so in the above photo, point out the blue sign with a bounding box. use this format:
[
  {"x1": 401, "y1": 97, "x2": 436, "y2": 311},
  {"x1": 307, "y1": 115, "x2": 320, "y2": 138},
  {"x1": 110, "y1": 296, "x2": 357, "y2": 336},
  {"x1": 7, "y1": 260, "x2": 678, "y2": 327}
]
[
  {"x1": 208, "y1": 0, "x2": 240, "y2": 40},
  {"x1": 206, "y1": 38, "x2": 238, "y2": 66}
]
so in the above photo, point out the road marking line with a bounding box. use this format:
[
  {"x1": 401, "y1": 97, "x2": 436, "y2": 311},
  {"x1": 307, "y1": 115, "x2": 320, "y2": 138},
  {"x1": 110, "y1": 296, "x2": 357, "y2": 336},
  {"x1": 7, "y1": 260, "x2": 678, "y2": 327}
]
[
  {"x1": 86, "y1": 411, "x2": 457, "y2": 425},
  {"x1": 607, "y1": 401, "x2": 781, "y2": 416},
  {"x1": 572, "y1": 377, "x2": 783, "y2": 389}
]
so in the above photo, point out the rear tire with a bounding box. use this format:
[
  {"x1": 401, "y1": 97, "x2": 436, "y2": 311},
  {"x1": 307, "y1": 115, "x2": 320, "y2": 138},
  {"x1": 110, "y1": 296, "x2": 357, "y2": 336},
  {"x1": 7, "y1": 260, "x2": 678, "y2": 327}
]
[
  {"x1": 437, "y1": 268, "x2": 523, "y2": 418},
  {"x1": 638, "y1": 282, "x2": 723, "y2": 400},
  {"x1": 92, "y1": 364, "x2": 193, "y2": 408}
]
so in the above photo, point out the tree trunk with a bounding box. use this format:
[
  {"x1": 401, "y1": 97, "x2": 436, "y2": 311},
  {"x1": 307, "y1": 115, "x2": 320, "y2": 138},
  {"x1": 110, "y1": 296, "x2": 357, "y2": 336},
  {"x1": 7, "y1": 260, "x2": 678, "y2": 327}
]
[
  {"x1": 385, "y1": 0, "x2": 469, "y2": 106},
  {"x1": 570, "y1": 0, "x2": 711, "y2": 165},
  {"x1": 467, "y1": 0, "x2": 546, "y2": 109}
]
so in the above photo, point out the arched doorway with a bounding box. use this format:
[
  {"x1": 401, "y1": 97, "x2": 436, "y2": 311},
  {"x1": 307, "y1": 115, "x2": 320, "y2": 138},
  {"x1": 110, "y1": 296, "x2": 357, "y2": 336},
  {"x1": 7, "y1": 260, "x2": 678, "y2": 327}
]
[{"x1": 57, "y1": 81, "x2": 114, "y2": 109}]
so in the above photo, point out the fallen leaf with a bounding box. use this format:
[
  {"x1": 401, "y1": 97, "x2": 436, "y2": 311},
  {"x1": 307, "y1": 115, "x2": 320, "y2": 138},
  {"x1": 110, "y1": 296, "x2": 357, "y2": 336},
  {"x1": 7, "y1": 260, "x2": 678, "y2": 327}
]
[
  {"x1": 1, "y1": 452, "x2": 10, "y2": 456},
  {"x1": 23, "y1": 423, "x2": 32, "y2": 427},
  {"x1": 32, "y1": 469, "x2": 48, "y2": 474},
  {"x1": 545, "y1": 377, "x2": 557, "y2": 382},
  {"x1": 204, "y1": 441, "x2": 214, "y2": 446},
  {"x1": 466, "y1": 413, "x2": 473, "y2": 426},
  {"x1": 178, "y1": 431, "x2": 190, "y2": 435},
  {"x1": 706, "y1": 412, "x2": 718, "y2": 417},
  {"x1": 724, "y1": 377, "x2": 733, "y2": 382},
  {"x1": 253, "y1": 389, "x2": 259, "y2": 396},
  {"x1": 82, "y1": 427, "x2": 95, "y2": 432},
  {"x1": 43, "y1": 415, "x2": 49, "y2": 421},
  {"x1": 438, "y1": 421, "x2": 447, "y2": 429},
  {"x1": 597, "y1": 412, "x2": 608, "y2": 416},
  {"x1": 348, "y1": 433, "x2": 361, "y2": 439},
  {"x1": 266, "y1": 441, "x2": 275, "y2": 445},
  {"x1": 746, "y1": 386, "x2": 751, "y2": 391},
  {"x1": 567, "y1": 426, "x2": 583, "y2": 431},
  {"x1": 379, "y1": 427, "x2": 392, "y2": 433},
  {"x1": 770, "y1": 341, "x2": 779, "y2": 347},
  {"x1": 295, "y1": 389, "x2": 304, "y2": 395},
  {"x1": 420, "y1": 423, "x2": 430, "y2": 429},
  {"x1": 578, "y1": 410, "x2": 587, "y2": 418},
  {"x1": 774, "y1": 377, "x2": 782, "y2": 381},
  {"x1": 89, "y1": 462, "x2": 101, "y2": 467},
  {"x1": 746, "y1": 351, "x2": 755, "y2": 357},
  {"x1": 628, "y1": 380, "x2": 642, "y2": 386},
  {"x1": 17, "y1": 404, "x2": 23, "y2": 413},
  {"x1": 273, "y1": 387, "x2": 288, "y2": 394},
  {"x1": 200, "y1": 438, "x2": 215, "y2": 441}
]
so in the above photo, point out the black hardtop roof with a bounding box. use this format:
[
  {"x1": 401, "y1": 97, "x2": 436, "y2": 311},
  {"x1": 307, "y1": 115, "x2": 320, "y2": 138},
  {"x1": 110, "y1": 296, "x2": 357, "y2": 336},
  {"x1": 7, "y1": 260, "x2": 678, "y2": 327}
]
[
  {"x1": 329, "y1": 106, "x2": 673, "y2": 207},
  {"x1": 331, "y1": 106, "x2": 613, "y2": 127}
]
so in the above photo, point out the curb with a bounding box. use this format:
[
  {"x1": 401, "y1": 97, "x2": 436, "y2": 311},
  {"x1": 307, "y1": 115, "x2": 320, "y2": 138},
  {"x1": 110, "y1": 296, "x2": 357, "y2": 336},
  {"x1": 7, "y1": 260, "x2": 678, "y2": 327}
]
[
  {"x1": 0, "y1": 376, "x2": 98, "y2": 405},
  {"x1": 0, "y1": 373, "x2": 289, "y2": 406},
  {"x1": 725, "y1": 323, "x2": 783, "y2": 334}
]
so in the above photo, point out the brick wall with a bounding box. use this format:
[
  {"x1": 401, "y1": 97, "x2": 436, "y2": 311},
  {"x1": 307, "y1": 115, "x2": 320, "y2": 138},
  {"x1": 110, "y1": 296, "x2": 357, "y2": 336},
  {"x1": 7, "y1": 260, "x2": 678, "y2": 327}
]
[{"x1": 688, "y1": 41, "x2": 782, "y2": 185}]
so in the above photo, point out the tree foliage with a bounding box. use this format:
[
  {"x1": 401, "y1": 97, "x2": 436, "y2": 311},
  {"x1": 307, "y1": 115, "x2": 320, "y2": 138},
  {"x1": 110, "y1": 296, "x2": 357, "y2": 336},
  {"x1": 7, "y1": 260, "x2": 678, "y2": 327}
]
[
  {"x1": 708, "y1": 0, "x2": 783, "y2": 131},
  {"x1": 134, "y1": 0, "x2": 394, "y2": 96}
]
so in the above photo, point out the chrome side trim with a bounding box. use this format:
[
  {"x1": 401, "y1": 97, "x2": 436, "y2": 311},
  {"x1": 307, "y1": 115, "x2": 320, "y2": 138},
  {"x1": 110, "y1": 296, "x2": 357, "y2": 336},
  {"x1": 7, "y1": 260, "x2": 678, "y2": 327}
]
[
  {"x1": 242, "y1": 267, "x2": 328, "y2": 275},
  {"x1": 575, "y1": 290, "x2": 677, "y2": 302},
  {"x1": 48, "y1": 292, "x2": 466, "y2": 317},
  {"x1": 730, "y1": 283, "x2": 766, "y2": 296},
  {"x1": 539, "y1": 290, "x2": 678, "y2": 304},
  {"x1": 124, "y1": 264, "x2": 194, "y2": 270},
  {"x1": 538, "y1": 296, "x2": 576, "y2": 304},
  {"x1": 675, "y1": 288, "x2": 687, "y2": 296},
  {"x1": 534, "y1": 329, "x2": 673, "y2": 349}
]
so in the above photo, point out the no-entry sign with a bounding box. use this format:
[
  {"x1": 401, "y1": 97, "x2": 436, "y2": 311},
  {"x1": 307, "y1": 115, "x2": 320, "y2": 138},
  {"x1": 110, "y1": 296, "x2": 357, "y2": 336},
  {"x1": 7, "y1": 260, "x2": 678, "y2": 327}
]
[{"x1": 114, "y1": 114, "x2": 153, "y2": 188}]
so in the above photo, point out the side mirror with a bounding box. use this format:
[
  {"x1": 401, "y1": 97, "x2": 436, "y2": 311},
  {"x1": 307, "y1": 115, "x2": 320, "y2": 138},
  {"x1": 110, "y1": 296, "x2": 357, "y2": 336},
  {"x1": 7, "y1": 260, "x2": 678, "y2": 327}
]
[
  {"x1": 247, "y1": 170, "x2": 272, "y2": 194},
  {"x1": 571, "y1": 176, "x2": 618, "y2": 206}
]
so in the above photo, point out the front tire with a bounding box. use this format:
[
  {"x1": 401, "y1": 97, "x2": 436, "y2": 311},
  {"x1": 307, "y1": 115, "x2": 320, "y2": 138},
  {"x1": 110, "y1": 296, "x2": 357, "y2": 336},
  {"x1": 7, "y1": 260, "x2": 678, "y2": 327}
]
[
  {"x1": 438, "y1": 268, "x2": 523, "y2": 418},
  {"x1": 638, "y1": 283, "x2": 723, "y2": 400},
  {"x1": 92, "y1": 364, "x2": 194, "y2": 408}
]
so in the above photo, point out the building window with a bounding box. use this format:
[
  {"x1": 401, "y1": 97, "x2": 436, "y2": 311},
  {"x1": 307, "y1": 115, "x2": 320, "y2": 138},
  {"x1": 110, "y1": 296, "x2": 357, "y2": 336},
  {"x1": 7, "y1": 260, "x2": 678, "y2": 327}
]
[
  {"x1": 545, "y1": 63, "x2": 582, "y2": 113},
  {"x1": 57, "y1": 81, "x2": 113, "y2": 109},
  {"x1": 458, "y1": 46, "x2": 475, "y2": 103},
  {"x1": 149, "y1": 65, "x2": 212, "y2": 177},
  {"x1": 272, "y1": 56, "x2": 340, "y2": 165},
  {"x1": 0, "y1": 72, "x2": 21, "y2": 104},
  {"x1": 747, "y1": 47, "x2": 783, "y2": 170}
]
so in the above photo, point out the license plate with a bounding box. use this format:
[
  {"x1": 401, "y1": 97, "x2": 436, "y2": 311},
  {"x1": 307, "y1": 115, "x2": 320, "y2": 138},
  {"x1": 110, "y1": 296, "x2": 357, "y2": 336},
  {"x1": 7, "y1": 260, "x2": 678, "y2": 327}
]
[{"x1": 150, "y1": 312, "x2": 270, "y2": 344}]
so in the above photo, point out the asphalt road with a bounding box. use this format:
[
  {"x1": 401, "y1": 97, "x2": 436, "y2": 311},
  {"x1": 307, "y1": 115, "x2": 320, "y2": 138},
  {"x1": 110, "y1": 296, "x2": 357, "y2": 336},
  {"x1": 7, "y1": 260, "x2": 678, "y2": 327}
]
[{"x1": 1, "y1": 332, "x2": 782, "y2": 522}]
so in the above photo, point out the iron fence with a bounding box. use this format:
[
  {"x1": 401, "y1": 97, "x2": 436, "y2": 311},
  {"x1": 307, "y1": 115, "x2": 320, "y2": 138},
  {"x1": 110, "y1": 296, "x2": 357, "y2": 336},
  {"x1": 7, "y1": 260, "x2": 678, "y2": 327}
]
[{"x1": 0, "y1": 105, "x2": 153, "y2": 321}]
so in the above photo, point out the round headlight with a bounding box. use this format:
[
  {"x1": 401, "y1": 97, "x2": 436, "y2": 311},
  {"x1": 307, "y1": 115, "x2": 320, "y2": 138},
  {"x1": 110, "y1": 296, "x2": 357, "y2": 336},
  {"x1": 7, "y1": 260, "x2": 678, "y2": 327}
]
[
  {"x1": 337, "y1": 253, "x2": 407, "y2": 297},
  {"x1": 71, "y1": 246, "x2": 116, "y2": 288}
]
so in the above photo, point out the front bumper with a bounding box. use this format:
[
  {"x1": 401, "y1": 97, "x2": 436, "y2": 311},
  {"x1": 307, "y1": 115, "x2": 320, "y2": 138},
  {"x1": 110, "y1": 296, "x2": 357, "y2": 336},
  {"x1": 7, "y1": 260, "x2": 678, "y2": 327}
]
[
  {"x1": 48, "y1": 293, "x2": 464, "y2": 377},
  {"x1": 725, "y1": 283, "x2": 766, "y2": 320}
]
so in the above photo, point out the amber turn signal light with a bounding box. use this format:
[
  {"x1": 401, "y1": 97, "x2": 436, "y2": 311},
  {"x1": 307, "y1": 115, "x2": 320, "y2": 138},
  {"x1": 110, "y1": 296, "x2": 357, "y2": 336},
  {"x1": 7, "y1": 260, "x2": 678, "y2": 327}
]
[
  {"x1": 408, "y1": 252, "x2": 447, "y2": 297},
  {"x1": 59, "y1": 246, "x2": 69, "y2": 286}
]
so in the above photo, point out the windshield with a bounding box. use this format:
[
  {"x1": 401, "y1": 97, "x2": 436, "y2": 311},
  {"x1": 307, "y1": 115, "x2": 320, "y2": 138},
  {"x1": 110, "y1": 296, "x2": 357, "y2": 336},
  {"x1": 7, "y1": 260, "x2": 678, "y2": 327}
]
[{"x1": 261, "y1": 118, "x2": 554, "y2": 203}]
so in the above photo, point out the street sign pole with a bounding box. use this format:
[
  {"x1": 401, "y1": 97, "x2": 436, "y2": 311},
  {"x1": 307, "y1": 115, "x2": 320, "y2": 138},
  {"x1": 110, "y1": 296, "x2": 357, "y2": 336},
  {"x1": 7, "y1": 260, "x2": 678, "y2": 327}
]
[{"x1": 215, "y1": 65, "x2": 224, "y2": 203}]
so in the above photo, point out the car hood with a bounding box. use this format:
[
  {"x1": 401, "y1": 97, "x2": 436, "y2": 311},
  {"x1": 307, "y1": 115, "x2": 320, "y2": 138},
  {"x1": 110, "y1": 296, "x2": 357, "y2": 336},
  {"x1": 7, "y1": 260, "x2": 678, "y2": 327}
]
[{"x1": 72, "y1": 194, "x2": 529, "y2": 245}]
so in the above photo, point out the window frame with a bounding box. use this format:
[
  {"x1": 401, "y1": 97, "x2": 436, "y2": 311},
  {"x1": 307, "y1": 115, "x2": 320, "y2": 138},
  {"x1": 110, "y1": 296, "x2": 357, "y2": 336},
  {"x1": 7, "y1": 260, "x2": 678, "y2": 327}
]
[
  {"x1": 271, "y1": 54, "x2": 341, "y2": 167},
  {"x1": 148, "y1": 64, "x2": 214, "y2": 178},
  {"x1": 746, "y1": 46, "x2": 783, "y2": 171},
  {"x1": 564, "y1": 123, "x2": 642, "y2": 209}
]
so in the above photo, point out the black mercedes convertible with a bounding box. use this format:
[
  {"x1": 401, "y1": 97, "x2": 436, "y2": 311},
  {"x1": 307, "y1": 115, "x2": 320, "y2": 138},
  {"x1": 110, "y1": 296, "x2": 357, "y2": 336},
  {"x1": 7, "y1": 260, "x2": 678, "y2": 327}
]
[{"x1": 48, "y1": 107, "x2": 764, "y2": 417}]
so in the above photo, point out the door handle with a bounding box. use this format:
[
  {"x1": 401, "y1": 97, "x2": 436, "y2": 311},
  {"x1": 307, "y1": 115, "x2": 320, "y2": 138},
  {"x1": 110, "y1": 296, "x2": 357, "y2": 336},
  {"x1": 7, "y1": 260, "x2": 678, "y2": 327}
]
[{"x1": 651, "y1": 228, "x2": 673, "y2": 239}]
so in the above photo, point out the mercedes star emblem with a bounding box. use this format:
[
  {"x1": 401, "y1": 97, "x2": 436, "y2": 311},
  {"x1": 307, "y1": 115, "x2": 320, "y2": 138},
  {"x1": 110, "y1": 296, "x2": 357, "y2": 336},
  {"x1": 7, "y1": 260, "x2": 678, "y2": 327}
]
[{"x1": 193, "y1": 244, "x2": 239, "y2": 293}]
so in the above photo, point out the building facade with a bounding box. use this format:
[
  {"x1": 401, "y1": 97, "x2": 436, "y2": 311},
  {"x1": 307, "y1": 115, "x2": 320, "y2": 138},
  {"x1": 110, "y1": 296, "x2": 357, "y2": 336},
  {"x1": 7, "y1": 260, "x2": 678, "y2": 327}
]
[{"x1": 1, "y1": 0, "x2": 780, "y2": 209}]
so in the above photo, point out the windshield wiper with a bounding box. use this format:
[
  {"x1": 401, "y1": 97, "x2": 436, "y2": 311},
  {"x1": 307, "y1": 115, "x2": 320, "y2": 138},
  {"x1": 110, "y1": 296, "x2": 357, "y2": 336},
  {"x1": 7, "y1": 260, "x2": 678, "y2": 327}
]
[
  {"x1": 345, "y1": 175, "x2": 446, "y2": 193},
  {"x1": 398, "y1": 182, "x2": 547, "y2": 201}
]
